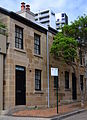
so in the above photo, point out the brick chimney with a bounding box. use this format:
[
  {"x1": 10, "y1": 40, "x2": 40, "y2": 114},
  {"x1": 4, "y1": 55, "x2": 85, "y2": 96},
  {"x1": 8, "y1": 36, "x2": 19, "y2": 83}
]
[
  {"x1": 21, "y1": 2, "x2": 25, "y2": 11},
  {"x1": 26, "y1": 4, "x2": 30, "y2": 11},
  {"x1": 17, "y1": 2, "x2": 35, "y2": 21}
]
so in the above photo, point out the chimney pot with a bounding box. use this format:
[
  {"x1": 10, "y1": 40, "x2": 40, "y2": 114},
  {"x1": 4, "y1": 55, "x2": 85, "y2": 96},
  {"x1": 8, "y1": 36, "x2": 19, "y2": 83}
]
[
  {"x1": 21, "y1": 2, "x2": 25, "y2": 11},
  {"x1": 26, "y1": 4, "x2": 30, "y2": 11}
]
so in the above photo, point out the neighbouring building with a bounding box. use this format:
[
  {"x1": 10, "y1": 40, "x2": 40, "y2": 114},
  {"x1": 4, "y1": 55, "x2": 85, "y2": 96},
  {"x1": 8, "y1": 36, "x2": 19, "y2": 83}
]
[
  {"x1": 0, "y1": 2, "x2": 86, "y2": 113},
  {"x1": 55, "y1": 13, "x2": 68, "y2": 32},
  {"x1": 35, "y1": 9, "x2": 56, "y2": 29}
]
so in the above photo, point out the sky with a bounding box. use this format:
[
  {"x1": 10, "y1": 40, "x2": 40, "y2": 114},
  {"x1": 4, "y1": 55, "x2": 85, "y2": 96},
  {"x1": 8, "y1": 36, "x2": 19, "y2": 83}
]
[{"x1": 0, "y1": 0, "x2": 87, "y2": 24}]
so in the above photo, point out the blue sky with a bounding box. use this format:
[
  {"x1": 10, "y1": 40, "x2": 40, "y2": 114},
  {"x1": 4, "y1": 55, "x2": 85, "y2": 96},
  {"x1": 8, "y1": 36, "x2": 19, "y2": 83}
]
[{"x1": 0, "y1": 0, "x2": 87, "y2": 24}]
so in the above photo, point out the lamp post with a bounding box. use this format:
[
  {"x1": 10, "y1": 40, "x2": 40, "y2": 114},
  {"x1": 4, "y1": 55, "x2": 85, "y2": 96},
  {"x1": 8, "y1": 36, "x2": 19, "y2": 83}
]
[{"x1": 56, "y1": 77, "x2": 58, "y2": 114}]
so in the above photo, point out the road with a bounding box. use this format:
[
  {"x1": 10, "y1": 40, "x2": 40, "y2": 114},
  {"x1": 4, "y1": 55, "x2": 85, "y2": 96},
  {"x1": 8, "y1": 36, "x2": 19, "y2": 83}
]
[
  {"x1": 62, "y1": 111, "x2": 87, "y2": 120},
  {"x1": 0, "y1": 116, "x2": 49, "y2": 120}
]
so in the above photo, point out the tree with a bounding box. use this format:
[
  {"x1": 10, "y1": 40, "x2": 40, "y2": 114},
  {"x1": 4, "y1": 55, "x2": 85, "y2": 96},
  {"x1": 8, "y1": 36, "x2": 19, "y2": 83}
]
[
  {"x1": 0, "y1": 21, "x2": 6, "y2": 29},
  {"x1": 50, "y1": 32, "x2": 78, "y2": 72},
  {"x1": 0, "y1": 21, "x2": 7, "y2": 36},
  {"x1": 63, "y1": 14, "x2": 87, "y2": 45},
  {"x1": 51, "y1": 14, "x2": 87, "y2": 106},
  {"x1": 51, "y1": 14, "x2": 87, "y2": 75}
]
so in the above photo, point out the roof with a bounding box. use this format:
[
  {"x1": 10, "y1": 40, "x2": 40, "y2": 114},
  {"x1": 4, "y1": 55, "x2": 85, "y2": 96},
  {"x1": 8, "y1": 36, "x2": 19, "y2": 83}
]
[
  {"x1": 48, "y1": 26, "x2": 58, "y2": 35},
  {"x1": 0, "y1": 7, "x2": 47, "y2": 34},
  {"x1": 0, "y1": 7, "x2": 57, "y2": 35}
]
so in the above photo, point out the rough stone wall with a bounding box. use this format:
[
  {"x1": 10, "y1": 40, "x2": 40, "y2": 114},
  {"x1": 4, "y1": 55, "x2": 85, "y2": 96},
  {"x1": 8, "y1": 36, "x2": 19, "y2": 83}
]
[{"x1": 0, "y1": 13, "x2": 48, "y2": 109}]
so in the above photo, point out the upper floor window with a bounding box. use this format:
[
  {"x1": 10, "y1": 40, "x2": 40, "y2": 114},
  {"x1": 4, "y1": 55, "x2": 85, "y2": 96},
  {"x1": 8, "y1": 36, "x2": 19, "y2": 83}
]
[
  {"x1": 34, "y1": 33, "x2": 40, "y2": 55},
  {"x1": 62, "y1": 13, "x2": 65, "y2": 17},
  {"x1": 35, "y1": 69, "x2": 41, "y2": 91},
  {"x1": 65, "y1": 71, "x2": 69, "y2": 89},
  {"x1": 57, "y1": 19, "x2": 59, "y2": 21},
  {"x1": 15, "y1": 25, "x2": 23, "y2": 49},
  {"x1": 62, "y1": 18, "x2": 65, "y2": 21}
]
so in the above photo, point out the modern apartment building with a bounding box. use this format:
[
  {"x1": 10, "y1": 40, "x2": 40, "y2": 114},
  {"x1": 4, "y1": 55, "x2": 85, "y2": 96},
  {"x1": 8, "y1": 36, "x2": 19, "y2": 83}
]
[
  {"x1": 55, "y1": 13, "x2": 68, "y2": 31},
  {"x1": 35, "y1": 9, "x2": 56, "y2": 29},
  {"x1": 0, "y1": 2, "x2": 86, "y2": 113}
]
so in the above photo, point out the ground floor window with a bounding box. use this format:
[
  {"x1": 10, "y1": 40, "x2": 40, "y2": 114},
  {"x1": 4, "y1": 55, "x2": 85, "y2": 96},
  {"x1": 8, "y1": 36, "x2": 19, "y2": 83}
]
[
  {"x1": 35, "y1": 69, "x2": 41, "y2": 91},
  {"x1": 54, "y1": 76, "x2": 58, "y2": 89}
]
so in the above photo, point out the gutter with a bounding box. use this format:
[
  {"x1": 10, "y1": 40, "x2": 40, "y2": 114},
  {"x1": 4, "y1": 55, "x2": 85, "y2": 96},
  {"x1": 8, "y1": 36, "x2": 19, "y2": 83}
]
[{"x1": 47, "y1": 31, "x2": 50, "y2": 107}]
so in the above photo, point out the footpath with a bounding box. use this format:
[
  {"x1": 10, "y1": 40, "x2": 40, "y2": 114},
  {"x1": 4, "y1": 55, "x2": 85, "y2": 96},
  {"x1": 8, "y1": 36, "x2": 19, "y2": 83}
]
[{"x1": 7, "y1": 101, "x2": 87, "y2": 119}]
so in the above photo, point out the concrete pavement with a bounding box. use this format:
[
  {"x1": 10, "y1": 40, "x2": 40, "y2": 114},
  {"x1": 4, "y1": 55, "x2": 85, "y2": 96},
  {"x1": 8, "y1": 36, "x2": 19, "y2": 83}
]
[
  {"x1": 0, "y1": 111, "x2": 87, "y2": 120},
  {"x1": 0, "y1": 109, "x2": 87, "y2": 120}
]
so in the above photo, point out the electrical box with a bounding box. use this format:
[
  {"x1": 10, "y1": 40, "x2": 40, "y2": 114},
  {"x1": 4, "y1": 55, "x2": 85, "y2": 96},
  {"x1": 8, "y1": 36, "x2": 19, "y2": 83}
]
[{"x1": 0, "y1": 34, "x2": 6, "y2": 54}]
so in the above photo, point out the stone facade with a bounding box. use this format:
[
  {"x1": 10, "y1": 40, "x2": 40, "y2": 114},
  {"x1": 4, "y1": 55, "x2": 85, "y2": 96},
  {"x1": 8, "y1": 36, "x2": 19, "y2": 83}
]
[
  {"x1": 0, "y1": 8, "x2": 86, "y2": 111},
  {"x1": 0, "y1": 13, "x2": 48, "y2": 109},
  {"x1": 48, "y1": 32, "x2": 85, "y2": 106}
]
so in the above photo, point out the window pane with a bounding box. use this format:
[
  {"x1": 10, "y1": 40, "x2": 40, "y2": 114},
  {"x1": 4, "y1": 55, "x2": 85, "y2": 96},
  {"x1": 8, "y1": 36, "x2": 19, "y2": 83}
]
[
  {"x1": 35, "y1": 69, "x2": 41, "y2": 91},
  {"x1": 34, "y1": 34, "x2": 40, "y2": 55},
  {"x1": 65, "y1": 71, "x2": 69, "y2": 89},
  {"x1": 15, "y1": 25, "x2": 23, "y2": 49}
]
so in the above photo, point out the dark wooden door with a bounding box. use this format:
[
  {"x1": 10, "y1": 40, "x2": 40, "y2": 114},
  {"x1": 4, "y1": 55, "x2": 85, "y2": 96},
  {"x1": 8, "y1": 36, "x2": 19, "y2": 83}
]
[
  {"x1": 72, "y1": 73, "x2": 77, "y2": 100},
  {"x1": 15, "y1": 66, "x2": 26, "y2": 105}
]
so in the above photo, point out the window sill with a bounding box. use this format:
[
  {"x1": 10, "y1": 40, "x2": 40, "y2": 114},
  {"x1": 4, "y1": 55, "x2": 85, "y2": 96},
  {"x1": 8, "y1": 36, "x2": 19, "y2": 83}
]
[
  {"x1": 34, "y1": 54, "x2": 43, "y2": 59},
  {"x1": 14, "y1": 48, "x2": 26, "y2": 53},
  {"x1": 65, "y1": 88, "x2": 71, "y2": 91},
  {"x1": 33, "y1": 90, "x2": 44, "y2": 94}
]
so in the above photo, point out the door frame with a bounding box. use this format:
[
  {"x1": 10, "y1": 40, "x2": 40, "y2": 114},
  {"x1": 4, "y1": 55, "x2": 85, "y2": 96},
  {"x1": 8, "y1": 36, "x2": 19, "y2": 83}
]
[{"x1": 15, "y1": 65, "x2": 26, "y2": 105}]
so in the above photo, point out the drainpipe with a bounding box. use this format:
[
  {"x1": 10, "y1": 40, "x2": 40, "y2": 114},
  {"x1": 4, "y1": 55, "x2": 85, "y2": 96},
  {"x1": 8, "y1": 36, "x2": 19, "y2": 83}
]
[{"x1": 47, "y1": 31, "x2": 49, "y2": 107}]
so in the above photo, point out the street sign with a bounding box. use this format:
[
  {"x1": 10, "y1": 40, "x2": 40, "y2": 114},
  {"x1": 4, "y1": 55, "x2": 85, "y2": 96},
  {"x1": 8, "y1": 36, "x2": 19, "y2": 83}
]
[{"x1": 51, "y1": 68, "x2": 58, "y2": 76}]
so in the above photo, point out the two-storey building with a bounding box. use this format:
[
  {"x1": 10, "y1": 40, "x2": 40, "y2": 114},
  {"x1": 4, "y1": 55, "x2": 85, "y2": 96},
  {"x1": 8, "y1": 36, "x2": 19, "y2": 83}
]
[{"x1": 0, "y1": 2, "x2": 86, "y2": 112}]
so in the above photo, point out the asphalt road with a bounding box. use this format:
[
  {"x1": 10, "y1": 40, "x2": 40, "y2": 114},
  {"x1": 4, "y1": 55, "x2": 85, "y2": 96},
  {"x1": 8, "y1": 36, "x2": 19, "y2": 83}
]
[
  {"x1": 0, "y1": 116, "x2": 49, "y2": 120},
  {"x1": 62, "y1": 111, "x2": 87, "y2": 120}
]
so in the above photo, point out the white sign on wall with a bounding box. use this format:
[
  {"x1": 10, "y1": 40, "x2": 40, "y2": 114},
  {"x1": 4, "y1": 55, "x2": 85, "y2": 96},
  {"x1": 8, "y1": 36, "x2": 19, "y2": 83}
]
[{"x1": 51, "y1": 68, "x2": 58, "y2": 76}]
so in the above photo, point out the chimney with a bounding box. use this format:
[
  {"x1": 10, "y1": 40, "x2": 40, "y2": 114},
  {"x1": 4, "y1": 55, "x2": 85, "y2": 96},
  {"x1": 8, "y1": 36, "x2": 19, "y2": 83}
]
[
  {"x1": 21, "y1": 2, "x2": 25, "y2": 11},
  {"x1": 26, "y1": 4, "x2": 30, "y2": 11}
]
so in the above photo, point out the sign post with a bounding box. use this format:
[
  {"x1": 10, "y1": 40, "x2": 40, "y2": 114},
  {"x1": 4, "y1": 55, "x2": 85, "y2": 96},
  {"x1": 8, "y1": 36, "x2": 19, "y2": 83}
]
[{"x1": 51, "y1": 68, "x2": 58, "y2": 114}]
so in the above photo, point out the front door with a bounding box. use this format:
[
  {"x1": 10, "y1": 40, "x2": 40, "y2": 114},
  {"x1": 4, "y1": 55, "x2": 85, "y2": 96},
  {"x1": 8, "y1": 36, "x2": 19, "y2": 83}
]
[
  {"x1": 15, "y1": 66, "x2": 26, "y2": 105},
  {"x1": 72, "y1": 73, "x2": 77, "y2": 100}
]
